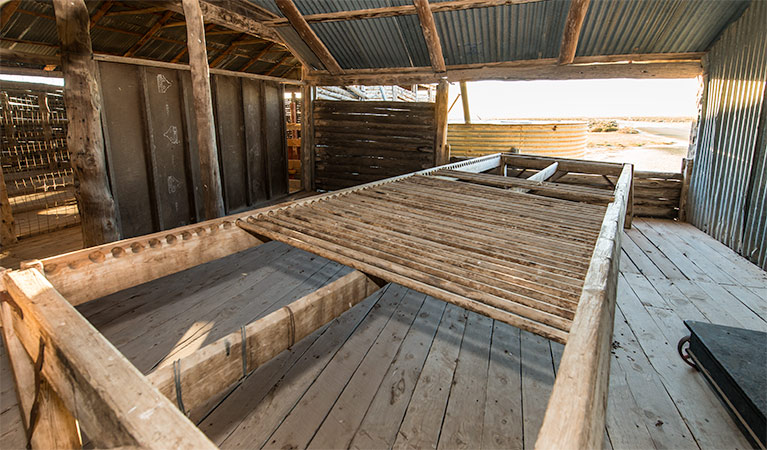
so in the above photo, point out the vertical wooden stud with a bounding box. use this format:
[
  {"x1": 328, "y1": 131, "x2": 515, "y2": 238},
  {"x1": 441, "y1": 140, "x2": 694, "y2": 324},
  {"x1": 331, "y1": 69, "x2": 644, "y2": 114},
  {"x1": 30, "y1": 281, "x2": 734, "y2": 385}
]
[
  {"x1": 52, "y1": 0, "x2": 120, "y2": 247},
  {"x1": 460, "y1": 81, "x2": 471, "y2": 124},
  {"x1": 182, "y1": 0, "x2": 225, "y2": 220},
  {"x1": 434, "y1": 79, "x2": 449, "y2": 166},
  {"x1": 300, "y1": 80, "x2": 315, "y2": 191},
  {"x1": 679, "y1": 158, "x2": 693, "y2": 222}
]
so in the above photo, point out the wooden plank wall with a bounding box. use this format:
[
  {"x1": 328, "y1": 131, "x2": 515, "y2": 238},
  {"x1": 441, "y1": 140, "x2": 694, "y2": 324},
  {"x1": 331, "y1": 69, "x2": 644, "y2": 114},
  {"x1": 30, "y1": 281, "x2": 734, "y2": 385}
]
[
  {"x1": 98, "y1": 61, "x2": 287, "y2": 239},
  {"x1": 313, "y1": 100, "x2": 436, "y2": 191},
  {"x1": 556, "y1": 172, "x2": 682, "y2": 219}
]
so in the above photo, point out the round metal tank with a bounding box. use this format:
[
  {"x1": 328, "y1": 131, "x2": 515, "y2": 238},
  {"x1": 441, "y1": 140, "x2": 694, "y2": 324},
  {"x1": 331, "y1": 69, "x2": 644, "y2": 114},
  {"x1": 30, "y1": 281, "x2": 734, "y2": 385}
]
[{"x1": 447, "y1": 121, "x2": 588, "y2": 158}]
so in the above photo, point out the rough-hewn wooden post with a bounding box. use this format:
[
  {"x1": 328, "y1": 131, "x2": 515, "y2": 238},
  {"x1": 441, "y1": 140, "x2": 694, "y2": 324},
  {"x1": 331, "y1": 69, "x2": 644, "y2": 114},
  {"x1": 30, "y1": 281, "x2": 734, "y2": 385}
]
[
  {"x1": 460, "y1": 81, "x2": 471, "y2": 124},
  {"x1": 52, "y1": 0, "x2": 119, "y2": 247},
  {"x1": 0, "y1": 165, "x2": 16, "y2": 247},
  {"x1": 434, "y1": 79, "x2": 449, "y2": 166},
  {"x1": 300, "y1": 81, "x2": 315, "y2": 191},
  {"x1": 182, "y1": 0, "x2": 225, "y2": 219}
]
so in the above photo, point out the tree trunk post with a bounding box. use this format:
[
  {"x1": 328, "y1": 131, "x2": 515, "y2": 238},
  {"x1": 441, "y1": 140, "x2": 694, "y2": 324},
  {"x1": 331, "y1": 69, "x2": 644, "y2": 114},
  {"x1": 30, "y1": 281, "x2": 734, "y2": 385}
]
[{"x1": 52, "y1": 0, "x2": 119, "y2": 247}]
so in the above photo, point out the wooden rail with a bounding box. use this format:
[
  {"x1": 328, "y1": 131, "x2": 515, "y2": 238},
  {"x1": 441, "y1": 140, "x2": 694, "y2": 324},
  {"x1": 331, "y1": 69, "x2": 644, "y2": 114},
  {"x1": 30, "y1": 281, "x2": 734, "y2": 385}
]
[{"x1": 536, "y1": 164, "x2": 632, "y2": 449}]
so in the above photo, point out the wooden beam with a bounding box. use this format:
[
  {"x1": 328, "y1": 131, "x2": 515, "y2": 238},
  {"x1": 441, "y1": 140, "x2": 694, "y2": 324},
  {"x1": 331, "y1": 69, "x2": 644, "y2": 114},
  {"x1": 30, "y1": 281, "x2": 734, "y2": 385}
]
[
  {"x1": 434, "y1": 79, "x2": 450, "y2": 166},
  {"x1": 275, "y1": 0, "x2": 344, "y2": 75},
  {"x1": 502, "y1": 154, "x2": 625, "y2": 176},
  {"x1": 88, "y1": 2, "x2": 112, "y2": 28},
  {"x1": 106, "y1": 6, "x2": 168, "y2": 17},
  {"x1": 413, "y1": 0, "x2": 446, "y2": 72},
  {"x1": 52, "y1": 0, "x2": 119, "y2": 247},
  {"x1": 264, "y1": 0, "x2": 546, "y2": 26},
  {"x1": 535, "y1": 164, "x2": 631, "y2": 449},
  {"x1": 210, "y1": 33, "x2": 248, "y2": 68},
  {"x1": 264, "y1": 53, "x2": 291, "y2": 76},
  {"x1": 460, "y1": 81, "x2": 471, "y2": 123},
  {"x1": 2, "y1": 268, "x2": 217, "y2": 449},
  {"x1": 182, "y1": 0, "x2": 225, "y2": 219},
  {"x1": 170, "y1": 22, "x2": 215, "y2": 63},
  {"x1": 124, "y1": 10, "x2": 175, "y2": 57},
  {"x1": 300, "y1": 79, "x2": 315, "y2": 191},
  {"x1": 678, "y1": 158, "x2": 693, "y2": 222},
  {"x1": 147, "y1": 270, "x2": 382, "y2": 415},
  {"x1": 242, "y1": 42, "x2": 275, "y2": 71},
  {"x1": 306, "y1": 57, "x2": 703, "y2": 85},
  {"x1": 558, "y1": 0, "x2": 590, "y2": 64},
  {"x1": 159, "y1": 0, "x2": 281, "y2": 43},
  {"x1": 1, "y1": 0, "x2": 20, "y2": 29},
  {"x1": 1, "y1": 291, "x2": 81, "y2": 449},
  {"x1": 527, "y1": 162, "x2": 558, "y2": 182}
]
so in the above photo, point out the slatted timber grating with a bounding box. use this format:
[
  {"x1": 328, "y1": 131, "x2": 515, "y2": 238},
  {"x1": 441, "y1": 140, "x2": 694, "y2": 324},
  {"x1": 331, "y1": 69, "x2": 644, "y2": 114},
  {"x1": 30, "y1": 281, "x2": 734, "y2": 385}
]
[{"x1": 239, "y1": 173, "x2": 610, "y2": 344}]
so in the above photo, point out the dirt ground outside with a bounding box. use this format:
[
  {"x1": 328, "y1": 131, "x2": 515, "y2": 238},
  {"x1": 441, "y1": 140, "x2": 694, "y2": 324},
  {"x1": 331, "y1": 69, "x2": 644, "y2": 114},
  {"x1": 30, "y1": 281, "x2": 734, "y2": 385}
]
[{"x1": 582, "y1": 119, "x2": 694, "y2": 172}]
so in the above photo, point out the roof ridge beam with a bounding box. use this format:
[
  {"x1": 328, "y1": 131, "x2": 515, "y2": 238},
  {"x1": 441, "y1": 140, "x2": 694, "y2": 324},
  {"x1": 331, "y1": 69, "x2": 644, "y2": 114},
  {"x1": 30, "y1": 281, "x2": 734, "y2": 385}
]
[
  {"x1": 275, "y1": 0, "x2": 343, "y2": 75},
  {"x1": 414, "y1": 0, "x2": 447, "y2": 72}
]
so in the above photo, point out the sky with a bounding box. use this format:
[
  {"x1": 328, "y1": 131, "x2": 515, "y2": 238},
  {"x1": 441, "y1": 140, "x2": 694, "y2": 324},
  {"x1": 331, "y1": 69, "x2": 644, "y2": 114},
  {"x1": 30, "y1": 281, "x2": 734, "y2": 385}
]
[{"x1": 447, "y1": 78, "x2": 700, "y2": 122}]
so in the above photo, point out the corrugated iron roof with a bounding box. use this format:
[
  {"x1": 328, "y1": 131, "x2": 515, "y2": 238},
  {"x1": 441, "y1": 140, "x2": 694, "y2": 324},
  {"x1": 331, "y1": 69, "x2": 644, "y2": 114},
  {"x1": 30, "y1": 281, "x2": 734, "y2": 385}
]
[{"x1": 248, "y1": 0, "x2": 749, "y2": 71}]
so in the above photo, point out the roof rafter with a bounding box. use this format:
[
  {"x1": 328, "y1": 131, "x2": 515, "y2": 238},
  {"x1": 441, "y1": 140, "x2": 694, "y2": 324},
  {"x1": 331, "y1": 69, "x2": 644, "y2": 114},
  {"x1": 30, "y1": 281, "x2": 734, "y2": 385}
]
[
  {"x1": 264, "y1": 53, "x2": 292, "y2": 76},
  {"x1": 264, "y1": 0, "x2": 546, "y2": 26},
  {"x1": 242, "y1": 42, "x2": 276, "y2": 71},
  {"x1": 413, "y1": 0, "x2": 446, "y2": 72},
  {"x1": 274, "y1": 0, "x2": 343, "y2": 75},
  {"x1": 124, "y1": 10, "x2": 175, "y2": 57},
  {"x1": 305, "y1": 53, "x2": 704, "y2": 85},
  {"x1": 559, "y1": 0, "x2": 591, "y2": 64}
]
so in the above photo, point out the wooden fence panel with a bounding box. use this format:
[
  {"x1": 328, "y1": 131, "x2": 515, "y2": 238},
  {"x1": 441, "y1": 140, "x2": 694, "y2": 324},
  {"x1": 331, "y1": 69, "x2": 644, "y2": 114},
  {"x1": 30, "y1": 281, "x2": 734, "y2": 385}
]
[{"x1": 313, "y1": 100, "x2": 436, "y2": 191}]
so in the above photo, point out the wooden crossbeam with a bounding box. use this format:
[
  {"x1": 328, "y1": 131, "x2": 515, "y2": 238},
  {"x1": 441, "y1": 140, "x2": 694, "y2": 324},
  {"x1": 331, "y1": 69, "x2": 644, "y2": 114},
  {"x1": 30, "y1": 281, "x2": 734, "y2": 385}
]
[
  {"x1": 435, "y1": 169, "x2": 615, "y2": 204},
  {"x1": 210, "y1": 33, "x2": 248, "y2": 68},
  {"x1": 275, "y1": 0, "x2": 344, "y2": 75},
  {"x1": 106, "y1": 6, "x2": 169, "y2": 17},
  {"x1": 88, "y1": 2, "x2": 112, "y2": 29},
  {"x1": 558, "y1": 0, "x2": 591, "y2": 64},
  {"x1": 124, "y1": 10, "x2": 175, "y2": 57},
  {"x1": 264, "y1": 53, "x2": 292, "y2": 76},
  {"x1": 148, "y1": 270, "x2": 383, "y2": 416},
  {"x1": 1, "y1": 0, "x2": 20, "y2": 29},
  {"x1": 2, "y1": 269, "x2": 217, "y2": 448},
  {"x1": 264, "y1": 0, "x2": 546, "y2": 26},
  {"x1": 242, "y1": 42, "x2": 275, "y2": 71},
  {"x1": 413, "y1": 0, "x2": 446, "y2": 72}
]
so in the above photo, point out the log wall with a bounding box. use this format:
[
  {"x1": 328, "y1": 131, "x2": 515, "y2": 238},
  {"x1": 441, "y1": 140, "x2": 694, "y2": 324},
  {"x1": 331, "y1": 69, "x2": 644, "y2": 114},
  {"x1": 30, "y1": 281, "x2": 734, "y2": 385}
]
[
  {"x1": 313, "y1": 100, "x2": 436, "y2": 191},
  {"x1": 98, "y1": 60, "x2": 287, "y2": 239},
  {"x1": 557, "y1": 171, "x2": 682, "y2": 219}
]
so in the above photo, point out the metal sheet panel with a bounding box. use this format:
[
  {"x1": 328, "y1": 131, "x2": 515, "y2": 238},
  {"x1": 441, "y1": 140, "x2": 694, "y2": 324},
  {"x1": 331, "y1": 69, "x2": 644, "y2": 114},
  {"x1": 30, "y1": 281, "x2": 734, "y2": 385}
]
[{"x1": 688, "y1": 0, "x2": 767, "y2": 269}]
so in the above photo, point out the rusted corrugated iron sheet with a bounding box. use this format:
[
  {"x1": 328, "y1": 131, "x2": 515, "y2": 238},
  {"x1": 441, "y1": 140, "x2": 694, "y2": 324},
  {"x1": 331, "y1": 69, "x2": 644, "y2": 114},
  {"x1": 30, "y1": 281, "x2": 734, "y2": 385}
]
[
  {"x1": 447, "y1": 122, "x2": 587, "y2": 158},
  {"x1": 688, "y1": 0, "x2": 767, "y2": 269}
]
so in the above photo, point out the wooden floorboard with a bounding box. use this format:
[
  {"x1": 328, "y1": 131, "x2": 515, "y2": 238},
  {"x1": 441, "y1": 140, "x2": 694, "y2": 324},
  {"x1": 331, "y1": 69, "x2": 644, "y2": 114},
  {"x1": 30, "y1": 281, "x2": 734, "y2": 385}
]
[{"x1": 1, "y1": 219, "x2": 765, "y2": 449}]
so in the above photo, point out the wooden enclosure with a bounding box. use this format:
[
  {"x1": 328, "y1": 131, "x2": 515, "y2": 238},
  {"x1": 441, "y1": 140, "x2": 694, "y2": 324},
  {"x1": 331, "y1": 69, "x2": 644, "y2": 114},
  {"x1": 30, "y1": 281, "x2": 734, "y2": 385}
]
[
  {"x1": 313, "y1": 100, "x2": 437, "y2": 191},
  {"x1": 1, "y1": 154, "x2": 631, "y2": 449}
]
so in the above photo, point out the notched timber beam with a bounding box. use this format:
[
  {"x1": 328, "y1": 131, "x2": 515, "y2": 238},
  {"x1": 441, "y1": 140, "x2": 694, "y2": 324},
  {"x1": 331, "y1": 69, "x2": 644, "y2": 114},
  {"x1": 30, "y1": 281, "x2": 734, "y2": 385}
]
[
  {"x1": 159, "y1": 0, "x2": 282, "y2": 43},
  {"x1": 2, "y1": 268, "x2": 217, "y2": 449},
  {"x1": 304, "y1": 58, "x2": 703, "y2": 85},
  {"x1": 559, "y1": 0, "x2": 590, "y2": 64},
  {"x1": 148, "y1": 270, "x2": 384, "y2": 415},
  {"x1": 275, "y1": 0, "x2": 344, "y2": 75}
]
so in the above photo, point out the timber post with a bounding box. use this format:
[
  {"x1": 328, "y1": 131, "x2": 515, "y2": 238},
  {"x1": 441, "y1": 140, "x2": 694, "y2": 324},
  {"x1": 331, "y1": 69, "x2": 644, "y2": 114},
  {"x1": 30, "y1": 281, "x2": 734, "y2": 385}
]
[
  {"x1": 460, "y1": 81, "x2": 471, "y2": 124},
  {"x1": 434, "y1": 79, "x2": 449, "y2": 166},
  {"x1": 0, "y1": 163, "x2": 16, "y2": 247},
  {"x1": 52, "y1": 0, "x2": 119, "y2": 247},
  {"x1": 300, "y1": 73, "x2": 315, "y2": 191},
  {"x1": 182, "y1": 0, "x2": 225, "y2": 220}
]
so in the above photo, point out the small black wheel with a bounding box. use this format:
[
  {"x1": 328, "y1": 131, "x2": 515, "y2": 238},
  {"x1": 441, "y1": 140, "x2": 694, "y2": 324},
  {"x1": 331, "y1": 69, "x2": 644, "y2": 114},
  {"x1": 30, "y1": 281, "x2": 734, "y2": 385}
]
[{"x1": 677, "y1": 335, "x2": 697, "y2": 369}]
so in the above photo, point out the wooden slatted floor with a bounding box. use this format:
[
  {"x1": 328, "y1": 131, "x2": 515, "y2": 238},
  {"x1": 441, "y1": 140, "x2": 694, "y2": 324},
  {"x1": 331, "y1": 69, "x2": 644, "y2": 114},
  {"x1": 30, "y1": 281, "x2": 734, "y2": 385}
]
[
  {"x1": 240, "y1": 174, "x2": 609, "y2": 344},
  {"x1": 1, "y1": 219, "x2": 766, "y2": 449}
]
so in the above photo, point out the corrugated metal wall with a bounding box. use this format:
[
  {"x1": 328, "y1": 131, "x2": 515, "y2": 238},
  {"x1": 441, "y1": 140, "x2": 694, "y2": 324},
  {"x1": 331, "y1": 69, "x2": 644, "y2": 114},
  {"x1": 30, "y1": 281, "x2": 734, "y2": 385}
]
[
  {"x1": 688, "y1": 1, "x2": 767, "y2": 270},
  {"x1": 447, "y1": 122, "x2": 587, "y2": 158}
]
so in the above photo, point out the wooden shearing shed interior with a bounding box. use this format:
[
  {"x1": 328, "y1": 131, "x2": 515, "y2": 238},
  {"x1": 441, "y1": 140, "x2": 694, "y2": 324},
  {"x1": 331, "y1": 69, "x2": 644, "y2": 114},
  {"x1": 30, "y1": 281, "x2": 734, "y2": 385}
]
[{"x1": 0, "y1": 0, "x2": 766, "y2": 449}]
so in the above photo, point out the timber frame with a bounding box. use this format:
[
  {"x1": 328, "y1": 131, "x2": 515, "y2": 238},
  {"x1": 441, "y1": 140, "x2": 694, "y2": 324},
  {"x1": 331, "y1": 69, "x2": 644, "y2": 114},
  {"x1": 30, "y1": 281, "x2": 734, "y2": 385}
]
[{"x1": 1, "y1": 153, "x2": 631, "y2": 449}]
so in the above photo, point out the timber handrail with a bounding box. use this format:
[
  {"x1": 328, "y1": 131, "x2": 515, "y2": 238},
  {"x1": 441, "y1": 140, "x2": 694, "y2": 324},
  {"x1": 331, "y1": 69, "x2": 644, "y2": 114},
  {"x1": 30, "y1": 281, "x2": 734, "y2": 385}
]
[
  {"x1": 535, "y1": 164, "x2": 632, "y2": 449},
  {"x1": 1, "y1": 268, "x2": 216, "y2": 448}
]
